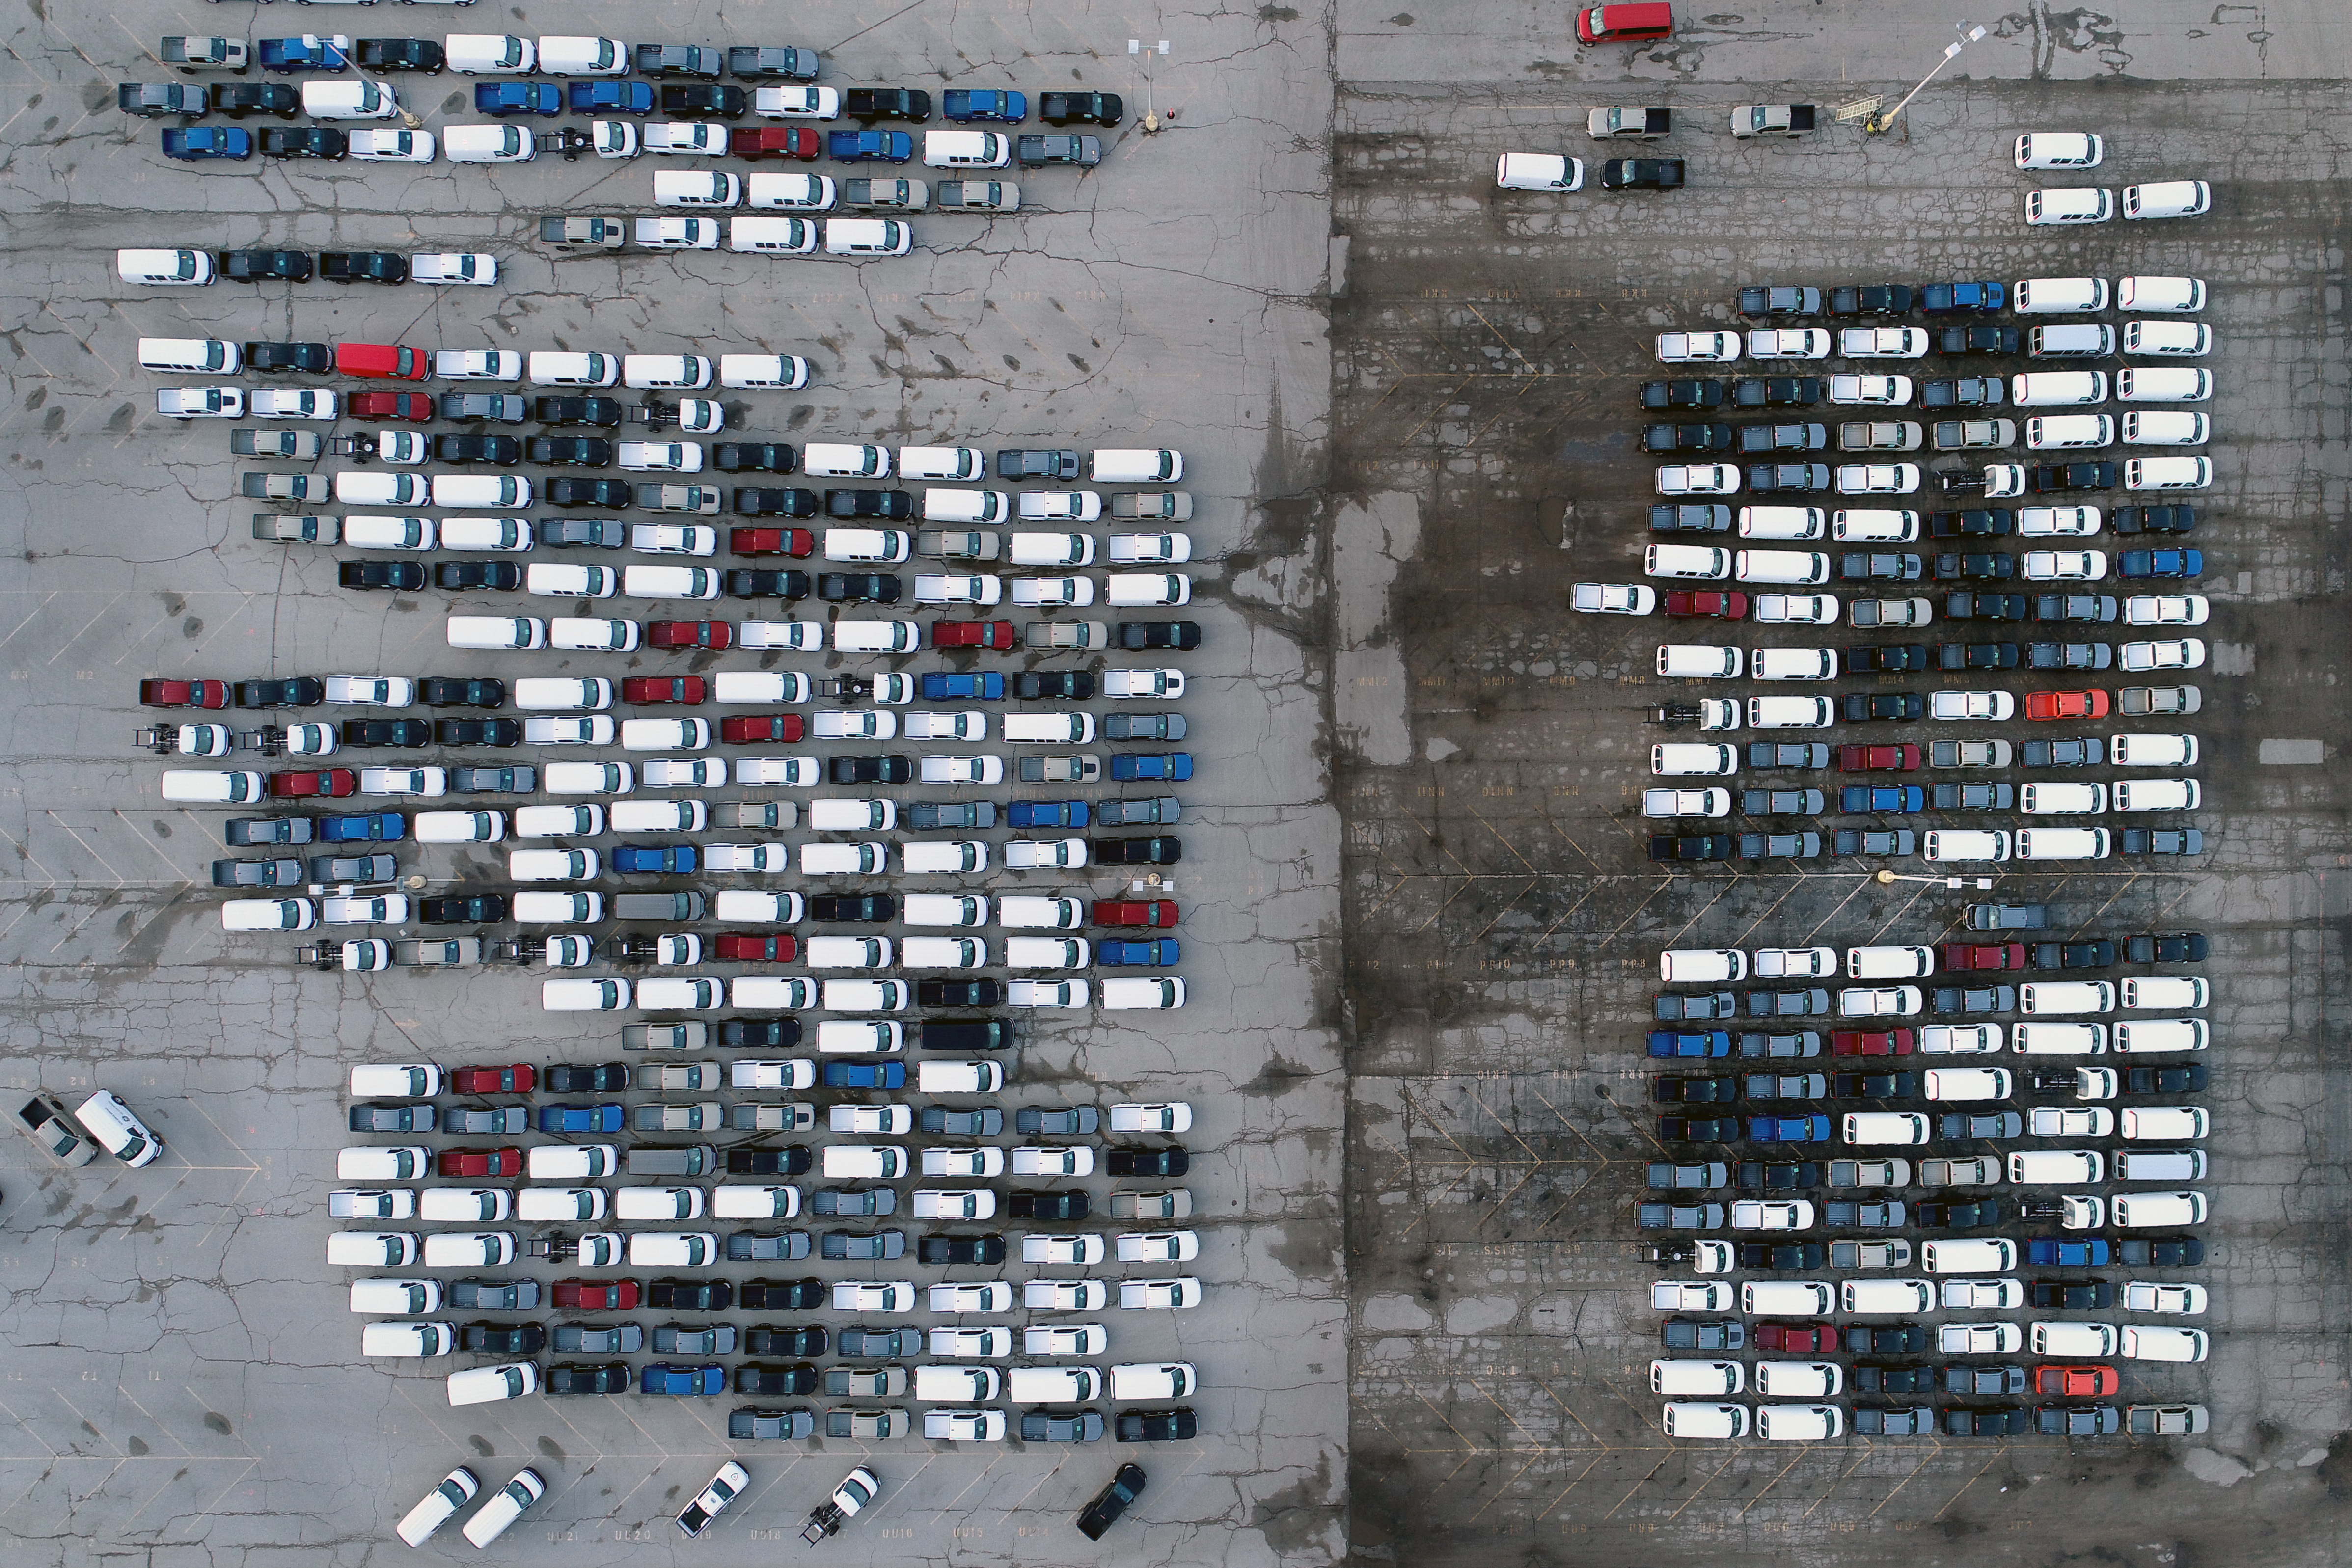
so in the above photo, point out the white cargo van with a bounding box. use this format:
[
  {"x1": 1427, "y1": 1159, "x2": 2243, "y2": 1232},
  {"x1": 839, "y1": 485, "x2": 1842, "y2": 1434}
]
[
  {"x1": 823, "y1": 218, "x2": 912, "y2": 256},
  {"x1": 515, "y1": 677, "x2": 613, "y2": 710},
  {"x1": 2014, "y1": 827, "x2": 2110, "y2": 860},
  {"x1": 2122, "y1": 1326, "x2": 2208, "y2": 1362},
  {"x1": 903, "y1": 893, "x2": 990, "y2": 927},
  {"x1": 1846, "y1": 945, "x2": 1932, "y2": 979},
  {"x1": 223, "y1": 898, "x2": 317, "y2": 932},
  {"x1": 537, "y1": 35, "x2": 627, "y2": 75},
  {"x1": 2012, "y1": 1022, "x2": 2106, "y2": 1055},
  {"x1": 2008, "y1": 1149, "x2": 2103, "y2": 1184},
  {"x1": 823, "y1": 525, "x2": 909, "y2": 559},
  {"x1": 1921, "y1": 829, "x2": 2011, "y2": 862},
  {"x1": 1922, "y1": 1068, "x2": 2010, "y2": 1101},
  {"x1": 2121, "y1": 976, "x2": 2208, "y2": 1010},
  {"x1": 1921, "y1": 1239, "x2": 2014, "y2": 1274},
  {"x1": 1657, "y1": 645, "x2": 1743, "y2": 678},
  {"x1": 2113, "y1": 1190, "x2": 2206, "y2": 1227},
  {"x1": 1644, "y1": 544, "x2": 1730, "y2": 580},
  {"x1": 1830, "y1": 510, "x2": 1917, "y2": 543},
  {"x1": 1105, "y1": 572, "x2": 1190, "y2": 606},
  {"x1": 528, "y1": 351, "x2": 620, "y2": 387},
  {"x1": 1750, "y1": 648, "x2": 1834, "y2": 680},
  {"x1": 1661, "y1": 1403, "x2": 1749, "y2": 1438},
  {"x1": 654, "y1": 170, "x2": 743, "y2": 208},
  {"x1": 833, "y1": 620, "x2": 921, "y2": 653},
  {"x1": 1650, "y1": 1360, "x2": 1744, "y2": 1396},
  {"x1": 922, "y1": 489, "x2": 1011, "y2": 523},
  {"x1": 2009, "y1": 372, "x2": 2108, "y2": 406},
  {"x1": 349, "y1": 1279, "x2": 441, "y2": 1315},
  {"x1": 1006, "y1": 1365, "x2": 1100, "y2": 1402},
  {"x1": 434, "y1": 474, "x2": 531, "y2": 509},
  {"x1": 1091, "y1": 449, "x2": 1183, "y2": 483},
  {"x1": 2117, "y1": 368, "x2": 2212, "y2": 402},
  {"x1": 2019, "y1": 980, "x2": 2114, "y2": 1015},
  {"x1": 2012, "y1": 277, "x2": 2109, "y2": 313},
  {"x1": 2113, "y1": 1019, "x2": 2208, "y2": 1054},
  {"x1": 1738, "y1": 506, "x2": 1823, "y2": 540},
  {"x1": 1740, "y1": 1280, "x2": 1834, "y2": 1315},
  {"x1": 1003, "y1": 713, "x2": 1095, "y2": 744},
  {"x1": 446, "y1": 615, "x2": 547, "y2": 650},
  {"x1": 1838, "y1": 1279, "x2": 1933, "y2": 1313},
  {"x1": 899, "y1": 446, "x2": 986, "y2": 482},
  {"x1": 2030, "y1": 1321, "x2": 2117, "y2": 1356},
  {"x1": 2028, "y1": 324, "x2": 2115, "y2": 358},
  {"x1": 2124, "y1": 456, "x2": 2211, "y2": 490},
  {"x1": 1734, "y1": 549, "x2": 1830, "y2": 585},
  {"x1": 999, "y1": 896, "x2": 1083, "y2": 929},
  {"x1": 139, "y1": 337, "x2": 240, "y2": 373},
  {"x1": 1652, "y1": 743, "x2": 1737, "y2": 776},
  {"x1": 118, "y1": 248, "x2": 216, "y2": 286},
  {"x1": 1747, "y1": 695, "x2": 1832, "y2": 728},
  {"x1": 74, "y1": 1091, "x2": 164, "y2": 1167},
  {"x1": 923, "y1": 130, "x2": 1011, "y2": 168},
  {"x1": 1658, "y1": 949, "x2": 1746, "y2": 983},
  {"x1": 162, "y1": 770, "x2": 266, "y2": 804},
  {"x1": 1842, "y1": 1112, "x2": 1930, "y2": 1145}
]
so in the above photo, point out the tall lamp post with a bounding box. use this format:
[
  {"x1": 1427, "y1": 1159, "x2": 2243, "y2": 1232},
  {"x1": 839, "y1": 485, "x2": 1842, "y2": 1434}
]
[{"x1": 1869, "y1": 22, "x2": 1988, "y2": 134}]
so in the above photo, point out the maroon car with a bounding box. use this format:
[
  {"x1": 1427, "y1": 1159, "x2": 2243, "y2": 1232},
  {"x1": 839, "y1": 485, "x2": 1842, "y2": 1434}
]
[
  {"x1": 553, "y1": 1278, "x2": 642, "y2": 1311},
  {"x1": 729, "y1": 526, "x2": 815, "y2": 557},
  {"x1": 349, "y1": 390, "x2": 434, "y2": 422},
  {"x1": 140, "y1": 677, "x2": 230, "y2": 709},
  {"x1": 730, "y1": 125, "x2": 820, "y2": 160},
  {"x1": 1092, "y1": 899, "x2": 1178, "y2": 928},
  {"x1": 621, "y1": 675, "x2": 708, "y2": 705},
  {"x1": 1661, "y1": 590, "x2": 1749, "y2": 620},
  {"x1": 930, "y1": 620, "x2": 1017, "y2": 649},
  {"x1": 720, "y1": 713, "x2": 804, "y2": 744},
  {"x1": 437, "y1": 1146, "x2": 523, "y2": 1178},
  {"x1": 1836, "y1": 743, "x2": 1920, "y2": 773},
  {"x1": 648, "y1": 621, "x2": 733, "y2": 650},
  {"x1": 268, "y1": 768, "x2": 356, "y2": 798},
  {"x1": 450, "y1": 1064, "x2": 536, "y2": 1094},
  {"x1": 1829, "y1": 1028, "x2": 1914, "y2": 1057},
  {"x1": 1942, "y1": 942, "x2": 2024, "y2": 972},
  {"x1": 1753, "y1": 1322, "x2": 1837, "y2": 1354},
  {"x1": 715, "y1": 933, "x2": 800, "y2": 963}
]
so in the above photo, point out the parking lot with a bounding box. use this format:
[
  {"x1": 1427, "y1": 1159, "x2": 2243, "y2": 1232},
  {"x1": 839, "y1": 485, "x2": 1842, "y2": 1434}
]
[{"x1": 7, "y1": 1, "x2": 2352, "y2": 1565}]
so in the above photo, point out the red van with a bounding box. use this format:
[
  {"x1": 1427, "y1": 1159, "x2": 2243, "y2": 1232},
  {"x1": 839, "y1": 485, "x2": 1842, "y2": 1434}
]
[
  {"x1": 335, "y1": 341, "x2": 427, "y2": 380},
  {"x1": 1578, "y1": 4, "x2": 1675, "y2": 43}
]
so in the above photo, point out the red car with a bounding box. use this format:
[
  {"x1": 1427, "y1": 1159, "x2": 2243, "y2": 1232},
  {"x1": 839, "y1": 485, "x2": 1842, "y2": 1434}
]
[
  {"x1": 1837, "y1": 743, "x2": 1920, "y2": 772},
  {"x1": 437, "y1": 1146, "x2": 523, "y2": 1179},
  {"x1": 348, "y1": 390, "x2": 434, "y2": 422},
  {"x1": 929, "y1": 620, "x2": 1018, "y2": 649},
  {"x1": 139, "y1": 677, "x2": 230, "y2": 709},
  {"x1": 715, "y1": 933, "x2": 800, "y2": 963},
  {"x1": 648, "y1": 620, "x2": 733, "y2": 650},
  {"x1": 1661, "y1": 590, "x2": 1748, "y2": 620},
  {"x1": 2024, "y1": 688, "x2": 2109, "y2": 721},
  {"x1": 335, "y1": 342, "x2": 428, "y2": 380},
  {"x1": 721, "y1": 713, "x2": 805, "y2": 744},
  {"x1": 269, "y1": 768, "x2": 356, "y2": 798},
  {"x1": 2032, "y1": 1364, "x2": 2117, "y2": 1397},
  {"x1": 553, "y1": 1278, "x2": 642, "y2": 1311},
  {"x1": 730, "y1": 125, "x2": 821, "y2": 160},
  {"x1": 1830, "y1": 1028, "x2": 1914, "y2": 1056},
  {"x1": 450, "y1": 1064, "x2": 536, "y2": 1094},
  {"x1": 1753, "y1": 1322, "x2": 1836, "y2": 1353},
  {"x1": 729, "y1": 526, "x2": 814, "y2": 557},
  {"x1": 622, "y1": 676, "x2": 708, "y2": 705},
  {"x1": 1942, "y1": 942, "x2": 2024, "y2": 972},
  {"x1": 1092, "y1": 899, "x2": 1178, "y2": 928}
]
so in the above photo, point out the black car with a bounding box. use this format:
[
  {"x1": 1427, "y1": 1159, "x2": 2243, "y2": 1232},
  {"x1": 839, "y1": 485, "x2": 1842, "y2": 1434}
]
[
  {"x1": 318, "y1": 250, "x2": 406, "y2": 284},
  {"x1": 2025, "y1": 461, "x2": 2119, "y2": 493},
  {"x1": 1094, "y1": 836, "x2": 1180, "y2": 866},
  {"x1": 1736, "y1": 1242, "x2": 1826, "y2": 1270},
  {"x1": 917, "y1": 1234, "x2": 1008, "y2": 1265},
  {"x1": 546, "y1": 478, "x2": 634, "y2": 509},
  {"x1": 723, "y1": 569, "x2": 810, "y2": 600},
  {"x1": 1921, "y1": 377, "x2": 2004, "y2": 408},
  {"x1": 1843, "y1": 693, "x2": 1923, "y2": 722},
  {"x1": 434, "y1": 562, "x2": 522, "y2": 593},
  {"x1": 528, "y1": 436, "x2": 614, "y2": 467},
  {"x1": 543, "y1": 1062, "x2": 627, "y2": 1094},
  {"x1": 1931, "y1": 985, "x2": 2014, "y2": 1015},
  {"x1": 1914, "y1": 1199, "x2": 2001, "y2": 1228},
  {"x1": 824, "y1": 489, "x2": 915, "y2": 520},
  {"x1": 735, "y1": 1278, "x2": 819, "y2": 1311},
  {"x1": 845, "y1": 86, "x2": 933, "y2": 122},
  {"x1": 1945, "y1": 1407, "x2": 2031, "y2": 1437},
  {"x1": 1936, "y1": 326, "x2": 2019, "y2": 355},
  {"x1": 1007, "y1": 1190, "x2": 1090, "y2": 1220},
  {"x1": 1840, "y1": 552, "x2": 1923, "y2": 582},
  {"x1": 245, "y1": 340, "x2": 332, "y2": 374},
  {"x1": 1016, "y1": 671, "x2": 1095, "y2": 700},
  {"x1": 1599, "y1": 157, "x2": 1683, "y2": 190},
  {"x1": 435, "y1": 434, "x2": 520, "y2": 466},
  {"x1": 420, "y1": 677, "x2": 504, "y2": 708},
  {"x1": 1651, "y1": 1075, "x2": 1737, "y2": 1105},
  {"x1": 1830, "y1": 1073, "x2": 1916, "y2": 1100},
  {"x1": 220, "y1": 249, "x2": 313, "y2": 282},
  {"x1": 1828, "y1": 284, "x2": 1914, "y2": 316},
  {"x1": 1934, "y1": 552, "x2": 2014, "y2": 582},
  {"x1": 661, "y1": 83, "x2": 747, "y2": 118},
  {"x1": 1040, "y1": 91, "x2": 1122, "y2": 125},
  {"x1": 461, "y1": 1322, "x2": 546, "y2": 1355},
  {"x1": 1115, "y1": 1409, "x2": 1197, "y2": 1443},
  {"x1": 534, "y1": 395, "x2": 624, "y2": 427},
  {"x1": 745, "y1": 1325, "x2": 828, "y2": 1357},
  {"x1": 2112, "y1": 504, "x2": 2196, "y2": 535},
  {"x1": 338, "y1": 718, "x2": 431, "y2": 748},
  {"x1": 260, "y1": 126, "x2": 347, "y2": 160},
  {"x1": 818, "y1": 572, "x2": 900, "y2": 603},
  {"x1": 1643, "y1": 422, "x2": 1733, "y2": 454},
  {"x1": 646, "y1": 1278, "x2": 734, "y2": 1312},
  {"x1": 1656, "y1": 1116, "x2": 1738, "y2": 1142},
  {"x1": 721, "y1": 1018, "x2": 803, "y2": 1049},
  {"x1": 2126, "y1": 931, "x2": 2208, "y2": 964},
  {"x1": 1649, "y1": 504, "x2": 1732, "y2": 533},
  {"x1": 2027, "y1": 641, "x2": 2112, "y2": 670},
  {"x1": 2030, "y1": 940, "x2": 2115, "y2": 970},
  {"x1": 714, "y1": 442, "x2": 797, "y2": 473},
  {"x1": 212, "y1": 83, "x2": 301, "y2": 120},
  {"x1": 338, "y1": 560, "x2": 426, "y2": 592},
  {"x1": 2019, "y1": 737, "x2": 2104, "y2": 767},
  {"x1": 211, "y1": 858, "x2": 304, "y2": 890},
  {"x1": 1730, "y1": 377, "x2": 1824, "y2": 408},
  {"x1": 430, "y1": 719, "x2": 521, "y2": 748},
  {"x1": 1844, "y1": 644, "x2": 1929, "y2": 674},
  {"x1": 2030, "y1": 1279, "x2": 2114, "y2": 1309},
  {"x1": 916, "y1": 978, "x2": 1003, "y2": 1008},
  {"x1": 996, "y1": 448, "x2": 1083, "y2": 480},
  {"x1": 356, "y1": 38, "x2": 445, "y2": 72},
  {"x1": 1937, "y1": 592, "x2": 2025, "y2": 622},
  {"x1": 734, "y1": 487, "x2": 820, "y2": 516},
  {"x1": 1078, "y1": 1464, "x2": 1147, "y2": 1541},
  {"x1": 1844, "y1": 1324, "x2": 1928, "y2": 1355},
  {"x1": 734, "y1": 1363, "x2": 818, "y2": 1396},
  {"x1": 1649, "y1": 834, "x2": 1733, "y2": 863},
  {"x1": 235, "y1": 677, "x2": 323, "y2": 708},
  {"x1": 808, "y1": 893, "x2": 897, "y2": 923},
  {"x1": 1734, "y1": 422, "x2": 1827, "y2": 454},
  {"x1": 1120, "y1": 621, "x2": 1202, "y2": 651},
  {"x1": 2119, "y1": 1237, "x2": 2204, "y2": 1267},
  {"x1": 1104, "y1": 1148, "x2": 1188, "y2": 1179},
  {"x1": 546, "y1": 1362, "x2": 630, "y2": 1395},
  {"x1": 1853, "y1": 1363, "x2": 1935, "y2": 1395},
  {"x1": 1736, "y1": 1161, "x2": 1821, "y2": 1190},
  {"x1": 1641, "y1": 379, "x2": 1726, "y2": 410},
  {"x1": 825, "y1": 755, "x2": 912, "y2": 786},
  {"x1": 1936, "y1": 642, "x2": 2018, "y2": 670}
]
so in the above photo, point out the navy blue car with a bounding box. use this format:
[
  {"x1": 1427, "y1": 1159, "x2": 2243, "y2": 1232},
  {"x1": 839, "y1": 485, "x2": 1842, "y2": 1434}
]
[
  {"x1": 1009, "y1": 800, "x2": 1089, "y2": 829},
  {"x1": 2027, "y1": 1236, "x2": 2111, "y2": 1265},
  {"x1": 319, "y1": 813, "x2": 406, "y2": 843},
  {"x1": 476, "y1": 81, "x2": 563, "y2": 116},
  {"x1": 920, "y1": 671, "x2": 1006, "y2": 701},
  {"x1": 612, "y1": 844, "x2": 699, "y2": 874},
  {"x1": 640, "y1": 1363, "x2": 726, "y2": 1396},
  {"x1": 943, "y1": 89, "x2": 1027, "y2": 122},
  {"x1": 1748, "y1": 1114, "x2": 1833, "y2": 1143},
  {"x1": 568, "y1": 80, "x2": 656, "y2": 116},
  {"x1": 2119, "y1": 548, "x2": 2203, "y2": 579},
  {"x1": 258, "y1": 37, "x2": 351, "y2": 73},
  {"x1": 162, "y1": 126, "x2": 253, "y2": 161},
  {"x1": 537, "y1": 1104, "x2": 624, "y2": 1134},
  {"x1": 1110, "y1": 754, "x2": 1192, "y2": 782},
  {"x1": 1098, "y1": 938, "x2": 1178, "y2": 967},
  {"x1": 1838, "y1": 784, "x2": 1925, "y2": 813},
  {"x1": 828, "y1": 128, "x2": 913, "y2": 162},
  {"x1": 821, "y1": 1061, "x2": 908, "y2": 1090}
]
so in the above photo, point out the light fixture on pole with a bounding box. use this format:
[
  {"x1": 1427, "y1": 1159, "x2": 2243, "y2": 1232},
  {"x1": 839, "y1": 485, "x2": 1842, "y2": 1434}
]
[
  {"x1": 1869, "y1": 21, "x2": 1988, "y2": 134},
  {"x1": 1875, "y1": 870, "x2": 1996, "y2": 890},
  {"x1": 1129, "y1": 38, "x2": 1169, "y2": 132}
]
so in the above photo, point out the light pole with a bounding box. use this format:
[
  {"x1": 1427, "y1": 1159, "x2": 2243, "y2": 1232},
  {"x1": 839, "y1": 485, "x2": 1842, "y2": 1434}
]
[
  {"x1": 1128, "y1": 38, "x2": 1168, "y2": 133},
  {"x1": 1876, "y1": 870, "x2": 1996, "y2": 890},
  {"x1": 1869, "y1": 22, "x2": 1988, "y2": 134}
]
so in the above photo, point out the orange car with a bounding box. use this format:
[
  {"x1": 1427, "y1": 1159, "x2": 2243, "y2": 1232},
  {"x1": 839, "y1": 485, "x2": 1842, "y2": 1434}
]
[
  {"x1": 2032, "y1": 1364, "x2": 2117, "y2": 1397},
  {"x1": 2024, "y1": 688, "x2": 2109, "y2": 720}
]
